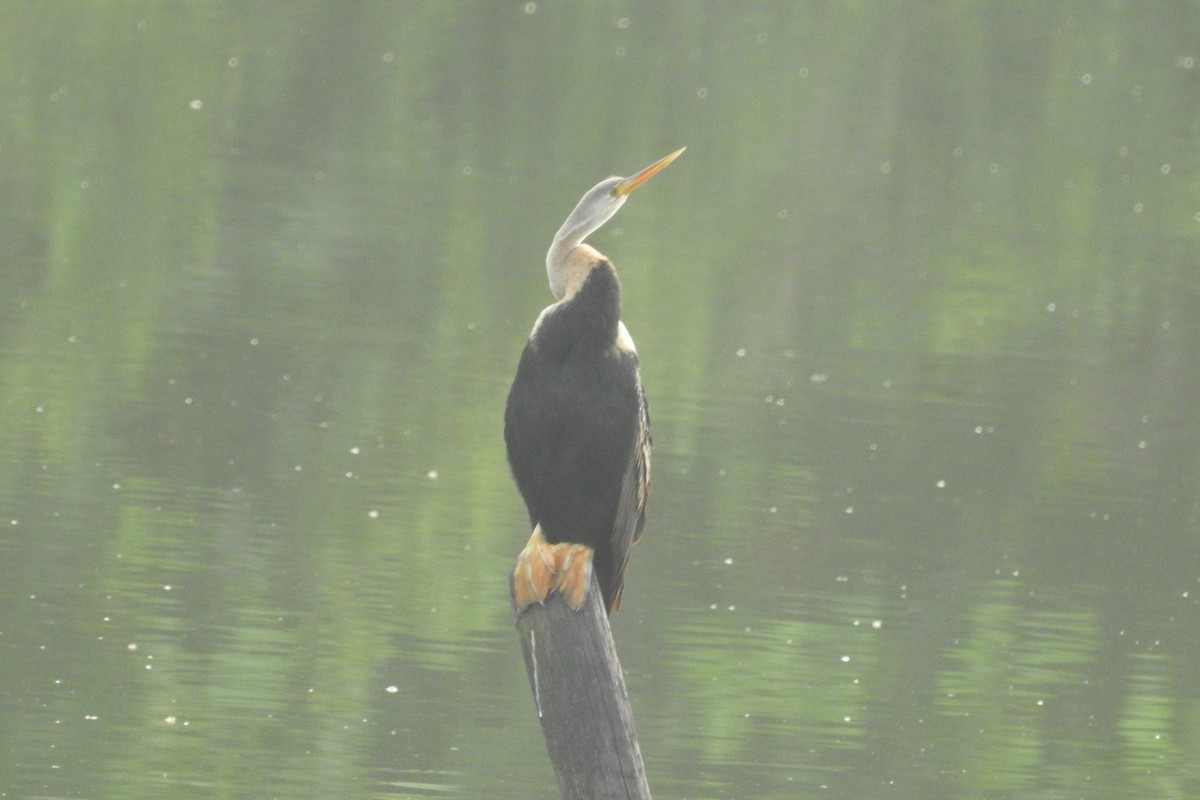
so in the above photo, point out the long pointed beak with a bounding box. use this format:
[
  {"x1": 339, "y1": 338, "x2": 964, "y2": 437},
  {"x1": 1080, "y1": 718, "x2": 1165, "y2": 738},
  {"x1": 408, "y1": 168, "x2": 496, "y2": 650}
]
[{"x1": 613, "y1": 147, "x2": 686, "y2": 197}]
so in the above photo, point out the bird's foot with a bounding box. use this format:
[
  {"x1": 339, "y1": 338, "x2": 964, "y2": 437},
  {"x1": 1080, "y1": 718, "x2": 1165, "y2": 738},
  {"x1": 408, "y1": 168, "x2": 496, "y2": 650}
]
[{"x1": 513, "y1": 526, "x2": 593, "y2": 611}]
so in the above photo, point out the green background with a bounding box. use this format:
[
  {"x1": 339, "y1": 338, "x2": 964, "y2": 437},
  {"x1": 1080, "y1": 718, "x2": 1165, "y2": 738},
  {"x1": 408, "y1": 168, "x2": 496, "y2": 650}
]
[{"x1": 2, "y1": 2, "x2": 1198, "y2": 798}]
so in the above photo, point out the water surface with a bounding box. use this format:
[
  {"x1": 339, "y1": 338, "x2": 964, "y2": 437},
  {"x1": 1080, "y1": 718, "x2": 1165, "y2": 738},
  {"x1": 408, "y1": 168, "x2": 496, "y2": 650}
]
[{"x1": 2, "y1": 4, "x2": 1198, "y2": 798}]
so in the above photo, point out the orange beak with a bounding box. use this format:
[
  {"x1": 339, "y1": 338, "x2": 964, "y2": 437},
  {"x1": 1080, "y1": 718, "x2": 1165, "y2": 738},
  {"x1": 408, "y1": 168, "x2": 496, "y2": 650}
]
[{"x1": 612, "y1": 147, "x2": 686, "y2": 197}]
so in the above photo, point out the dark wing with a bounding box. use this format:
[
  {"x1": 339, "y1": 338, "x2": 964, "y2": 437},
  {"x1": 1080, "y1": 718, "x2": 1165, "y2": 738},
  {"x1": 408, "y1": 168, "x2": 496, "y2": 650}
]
[{"x1": 607, "y1": 382, "x2": 651, "y2": 613}]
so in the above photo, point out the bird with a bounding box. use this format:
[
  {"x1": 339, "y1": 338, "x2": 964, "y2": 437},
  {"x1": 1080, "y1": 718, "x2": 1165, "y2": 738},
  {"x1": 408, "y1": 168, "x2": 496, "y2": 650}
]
[{"x1": 505, "y1": 148, "x2": 684, "y2": 615}]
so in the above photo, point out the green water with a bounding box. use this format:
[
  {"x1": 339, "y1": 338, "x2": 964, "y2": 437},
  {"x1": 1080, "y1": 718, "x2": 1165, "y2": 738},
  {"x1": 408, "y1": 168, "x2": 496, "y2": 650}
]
[{"x1": 2, "y1": 3, "x2": 1198, "y2": 798}]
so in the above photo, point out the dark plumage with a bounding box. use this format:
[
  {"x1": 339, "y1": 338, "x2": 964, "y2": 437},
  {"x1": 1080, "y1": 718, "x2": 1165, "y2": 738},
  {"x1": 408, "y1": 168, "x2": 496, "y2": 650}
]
[
  {"x1": 504, "y1": 148, "x2": 680, "y2": 615},
  {"x1": 505, "y1": 259, "x2": 649, "y2": 612}
]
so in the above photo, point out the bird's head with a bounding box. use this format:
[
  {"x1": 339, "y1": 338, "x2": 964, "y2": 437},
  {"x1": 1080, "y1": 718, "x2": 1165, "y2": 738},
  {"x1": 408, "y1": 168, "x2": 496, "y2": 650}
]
[{"x1": 546, "y1": 148, "x2": 685, "y2": 300}]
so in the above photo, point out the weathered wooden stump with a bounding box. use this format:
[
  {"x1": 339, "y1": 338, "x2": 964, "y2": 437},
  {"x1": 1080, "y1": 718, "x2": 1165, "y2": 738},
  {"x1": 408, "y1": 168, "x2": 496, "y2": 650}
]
[{"x1": 512, "y1": 573, "x2": 651, "y2": 800}]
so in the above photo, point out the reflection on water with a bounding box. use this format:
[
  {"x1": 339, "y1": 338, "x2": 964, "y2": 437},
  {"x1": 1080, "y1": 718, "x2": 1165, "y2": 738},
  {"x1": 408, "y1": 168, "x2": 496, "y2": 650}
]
[{"x1": 3, "y1": 3, "x2": 1199, "y2": 799}]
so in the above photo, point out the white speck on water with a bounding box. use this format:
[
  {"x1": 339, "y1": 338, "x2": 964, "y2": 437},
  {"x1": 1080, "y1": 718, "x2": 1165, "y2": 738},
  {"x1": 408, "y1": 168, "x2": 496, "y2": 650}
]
[
  {"x1": 935, "y1": 479, "x2": 946, "y2": 489},
  {"x1": 249, "y1": 337, "x2": 259, "y2": 346},
  {"x1": 723, "y1": 557, "x2": 734, "y2": 565},
  {"x1": 1080, "y1": 73, "x2": 1092, "y2": 86},
  {"x1": 696, "y1": 87, "x2": 708, "y2": 99},
  {"x1": 735, "y1": 348, "x2": 746, "y2": 357},
  {"x1": 386, "y1": 685, "x2": 398, "y2": 693},
  {"x1": 127, "y1": 643, "x2": 138, "y2": 651},
  {"x1": 367, "y1": 510, "x2": 379, "y2": 519},
  {"x1": 350, "y1": 446, "x2": 360, "y2": 455},
  {"x1": 294, "y1": 464, "x2": 302, "y2": 472},
  {"x1": 845, "y1": 506, "x2": 854, "y2": 514},
  {"x1": 798, "y1": 66, "x2": 809, "y2": 78},
  {"x1": 189, "y1": 99, "x2": 203, "y2": 110},
  {"x1": 427, "y1": 469, "x2": 438, "y2": 479},
  {"x1": 523, "y1": 2, "x2": 536, "y2": 14},
  {"x1": 810, "y1": 373, "x2": 828, "y2": 383},
  {"x1": 382, "y1": 51, "x2": 394, "y2": 63},
  {"x1": 840, "y1": 655, "x2": 851, "y2": 663},
  {"x1": 1161, "y1": 164, "x2": 1171, "y2": 175},
  {"x1": 872, "y1": 619, "x2": 882, "y2": 629},
  {"x1": 1046, "y1": 302, "x2": 1056, "y2": 312},
  {"x1": 615, "y1": 16, "x2": 630, "y2": 29}
]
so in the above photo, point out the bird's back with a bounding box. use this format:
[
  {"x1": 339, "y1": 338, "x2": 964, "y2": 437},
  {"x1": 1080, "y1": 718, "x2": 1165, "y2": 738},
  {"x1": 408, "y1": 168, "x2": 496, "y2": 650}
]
[{"x1": 504, "y1": 260, "x2": 648, "y2": 611}]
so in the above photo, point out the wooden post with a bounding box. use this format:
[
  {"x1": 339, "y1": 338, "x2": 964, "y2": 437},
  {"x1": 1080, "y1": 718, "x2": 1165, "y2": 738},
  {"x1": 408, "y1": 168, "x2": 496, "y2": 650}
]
[{"x1": 512, "y1": 573, "x2": 652, "y2": 800}]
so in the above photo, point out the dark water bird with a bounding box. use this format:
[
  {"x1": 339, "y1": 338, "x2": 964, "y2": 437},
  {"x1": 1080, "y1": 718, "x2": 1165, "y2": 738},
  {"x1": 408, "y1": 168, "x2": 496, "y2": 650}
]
[{"x1": 505, "y1": 148, "x2": 684, "y2": 614}]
